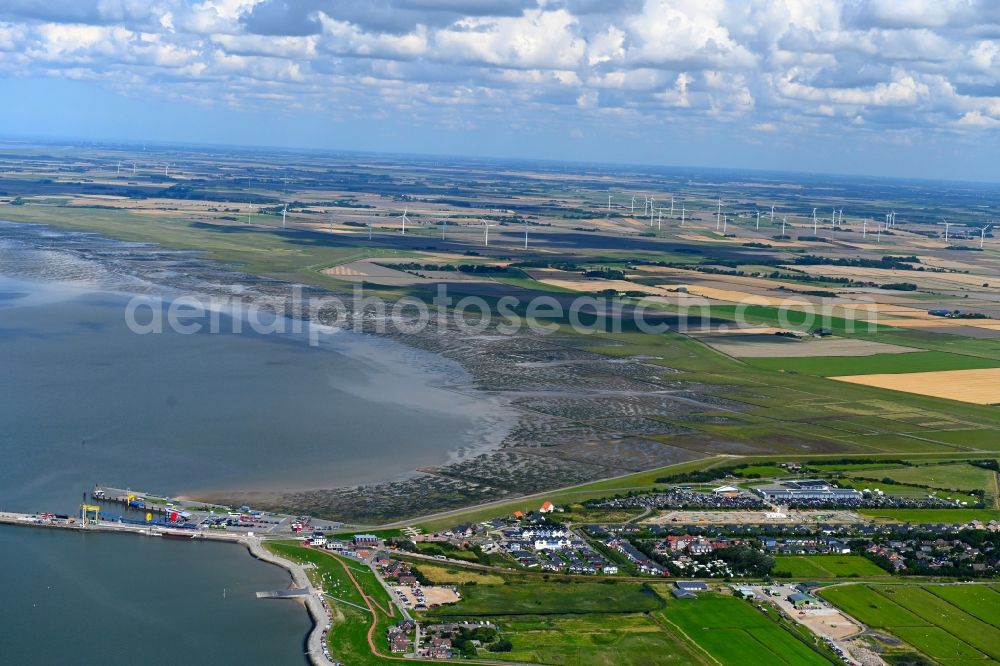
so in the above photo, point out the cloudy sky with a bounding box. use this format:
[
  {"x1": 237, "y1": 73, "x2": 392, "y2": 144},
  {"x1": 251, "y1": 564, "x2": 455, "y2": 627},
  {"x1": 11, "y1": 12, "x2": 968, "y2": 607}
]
[{"x1": 1, "y1": 0, "x2": 998, "y2": 181}]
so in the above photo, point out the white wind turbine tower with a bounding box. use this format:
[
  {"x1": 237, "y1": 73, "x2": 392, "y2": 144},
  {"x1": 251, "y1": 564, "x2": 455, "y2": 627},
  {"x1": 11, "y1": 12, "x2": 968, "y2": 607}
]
[
  {"x1": 723, "y1": 214, "x2": 728, "y2": 234},
  {"x1": 877, "y1": 224, "x2": 882, "y2": 244},
  {"x1": 812, "y1": 208, "x2": 818, "y2": 234},
  {"x1": 132, "y1": 163, "x2": 136, "y2": 176},
  {"x1": 670, "y1": 196, "x2": 675, "y2": 217},
  {"x1": 839, "y1": 208, "x2": 844, "y2": 227},
  {"x1": 755, "y1": 210, "x2": 760, "y2": 230},
  {"x1": 164, "y1": 164, "x2": 169, "y2": 178},
  {"x1": 657, "y1": 208, "x2": 662, "y2": 230},
  {"x1": 480, "y1": 218, "x2": 495, "y2": 247},
  {"x1": 781, "y1": 216, "x2": 787, "y2": 236},
  {"x1": 630, "y1": 195, "x2": 636, "y2": 215},
  {"x1": 397, "y1": 207, "x2": 410, "y2": 235},
  {"x1": 607, "y1": 194, "x2": 612, "y2": 212},
  {"x1": 831, "y1": 207, "x2": 836, "y2": 229},
  {"x1": 441, "y1": 217, "x2": 447, "y2": 240},
  {"x1": 681, "y1": 205, "x2": 686, "y2": 226},
  {"x1": 980, "y1": 225, "x2": 989, "y2": 248},
  {"x1": 863, "y1": 218, "x2": 868, "y2": 239},
  {"x1": 716, "y1": 198, "x2": 722, "y2": 229},
  {"x1": 116, "y1": 161, "x2": 121, "y2": 177},
  {"x1": 941, "y1": 220, "x2": 953, "y2": 241},
  {"x1": 281, "y1": 203, "x2": 288, "y2": 229},
  {"x1": 770, "y1": 204, "x2": 775, "y2": 224},
  {"x1": 649, "y1": 197, "x2": 655, "y2": 226}
]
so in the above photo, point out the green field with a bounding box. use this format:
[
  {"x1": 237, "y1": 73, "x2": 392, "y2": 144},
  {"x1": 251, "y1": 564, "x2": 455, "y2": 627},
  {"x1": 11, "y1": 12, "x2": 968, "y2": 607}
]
[
  {"x1": 772, "y1": 555, "x2": 889, "y2": 578},
  {"x1": 486, "y1": 613, "x2": 709, "y2": 665},
  {"x1": 654, "y1": 591, "x2": 830, "y2": 665},
  {"x1": 848, "y1": 462, "x2": 995, "y2": 493},
  {"x1": 745, "y1": 351, "x2": 1000, "y2": 377},
  {"x1": 732, "y1": 465, "x2": 789, "y2": 478},
  {"x1": 821, "y1": 583, "x2": 1000, "y2": 663},
  {"x1": 425, "y1": 582, "x2": 664, "y2": 617},
  {"x1": 859, "y1": 508, "x2": 1000, "y2": 523},
  {"x1": 923, "y1": 430, "x2": 1000, "y2": 449}
]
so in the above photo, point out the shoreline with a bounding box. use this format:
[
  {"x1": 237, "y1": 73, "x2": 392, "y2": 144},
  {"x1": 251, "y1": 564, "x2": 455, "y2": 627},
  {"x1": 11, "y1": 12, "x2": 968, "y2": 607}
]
[{"x1": 0, "y1": 215, "x2": 711, "y2": 524}]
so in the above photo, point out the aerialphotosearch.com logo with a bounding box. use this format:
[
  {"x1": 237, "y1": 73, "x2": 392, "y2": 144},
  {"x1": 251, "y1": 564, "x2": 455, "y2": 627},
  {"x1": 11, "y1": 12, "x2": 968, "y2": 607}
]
[{"x1": 124, "y1": 283, "x2": 881, "y2": 345}]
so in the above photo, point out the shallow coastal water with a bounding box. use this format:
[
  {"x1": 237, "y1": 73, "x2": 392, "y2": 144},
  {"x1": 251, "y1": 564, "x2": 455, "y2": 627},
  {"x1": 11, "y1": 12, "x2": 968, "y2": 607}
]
[
  {"x1": 0, "y1": 221, "x2": 516, "y2": 664},
  {"x1": 0, "y1": 223, "x2": 513, "y2": 510},
  {"x1": 0, "y1": 527, "x2": 308, "y2": 665}
]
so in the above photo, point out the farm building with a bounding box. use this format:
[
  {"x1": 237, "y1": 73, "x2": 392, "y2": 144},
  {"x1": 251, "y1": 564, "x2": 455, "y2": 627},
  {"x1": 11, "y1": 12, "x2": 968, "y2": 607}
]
[{"x1": 788, "y1": 592, "x2": 819, "y2": 608}]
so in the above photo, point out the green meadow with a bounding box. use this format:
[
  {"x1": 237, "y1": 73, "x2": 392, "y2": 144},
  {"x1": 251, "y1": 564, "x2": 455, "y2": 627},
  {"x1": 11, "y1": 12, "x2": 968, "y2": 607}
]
[
  {"x1": 772, "y1": 555, "x2": 890, "y2": 579},
  {"x1": 821, "y1": 584, "x2": 1000, "y2": 663}
]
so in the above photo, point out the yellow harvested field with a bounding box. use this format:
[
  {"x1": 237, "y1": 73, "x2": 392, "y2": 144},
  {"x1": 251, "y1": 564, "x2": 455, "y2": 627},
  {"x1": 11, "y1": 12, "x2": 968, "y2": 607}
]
[
  {"x1": 878, "y1": 318, "x2": 1000, "y2": 330},
  {"x1": 526, "y1": 268, "x2": 674, "y2": 295},
  {"x1": 790, "y1": 264, "x2": 994, "y2": 289},
  {"x1": 680, "y1": 284, "x2": 813, "y2": 306},
  {"x1": 830, "y1": 368, "x2": 1000, "y2": 405}
]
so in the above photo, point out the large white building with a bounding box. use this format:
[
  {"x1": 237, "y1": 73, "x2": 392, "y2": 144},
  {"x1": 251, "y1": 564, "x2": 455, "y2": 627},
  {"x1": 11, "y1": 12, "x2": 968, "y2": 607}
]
[{"x1": 753, "y1": 479, "x2": 862, "y2": 502}]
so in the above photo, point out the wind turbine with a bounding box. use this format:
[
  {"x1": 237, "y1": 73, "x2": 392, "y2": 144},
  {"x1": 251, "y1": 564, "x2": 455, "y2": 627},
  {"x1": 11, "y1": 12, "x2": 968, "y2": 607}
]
[
  {"x1": 770, "y1": 204, "x2": 775, "y2": 224},
  {"x1": 480, "y1": 218, "x2": 495, "y2": 247},
  {"x1": 132, "y1": 163, "x2": 136, "y2": 176},
  {"x1": 657, "y1": 208, "x2": 662, "y2": 231},
  {"x1": 630, "y1": 195, "x2": 636, "y2": 215},
  {"x1": 877, "y1": 225, "x2": 882, "y2": 244},
  {"x1": 281, "y1": 203, "x2": 288, "y2": 229},
  {"x1": 839, "y1": 209, "x2": 844, "y2": 227},
  {"x1": 441, "y1": 217, "x2": 447, "y2": 240},
  {"x1": 723, "y1": 214, "x2": 728, "y2": 234},
  {"x1": 716, "y1": 198, "x2": 722, "y2": 230},
  {"x1": 649, "y1": 197, "x2": 655, "y2": 226},
  {"x1": 247, "y1": 205, "x2": 253, "y2": 224},
  {"x1": 164, "y1": 164, "x2": 169, "y2": 178},
  {"x1": 980, "y1": 225, "x2": 989, "y2": 248},
  {"x1": 941, "y1": 220, "x2": 953, "y2": 241},
  {"x1": 831, "y1": 207, "x2": 836, "y2": 229},
  {"x1": 863, "y1": 218, "x2": 868, "y2": 239},
  {"x1": 398, "y1": 207, "x2": 410, "y2": 235},
  {"x1": 670, "y1": 196, "x2": 675, "y2": 217},
  {"x1": 681, "y1": 205, "x2": 686, "y2": 226},
  {"x1": 607, "y1": 194, "x2": 612, "y2": 212},
  {"x1": 812, "y1": 208, "x2": 818, "y2": 234},
  {"x1": 116, "y1": 161, "x2": 121, "y2": 177},
  {"x1": 755, "y1": 210, "x2": 760, "y2": 230},
  {"x1": 781, "y1": 216, "x2": 787, "y2": 236}
]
